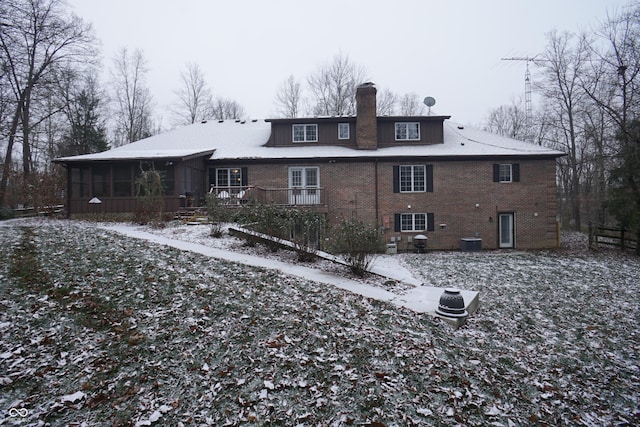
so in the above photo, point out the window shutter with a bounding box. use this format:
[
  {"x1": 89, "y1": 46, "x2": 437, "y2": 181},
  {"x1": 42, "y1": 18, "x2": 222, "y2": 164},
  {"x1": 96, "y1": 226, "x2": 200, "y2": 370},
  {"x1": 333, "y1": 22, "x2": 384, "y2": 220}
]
[
  {"x1": 393, "y1": 166, "x2": 400, "y2": 193},
  {"x1": 394, "y1": 214, "x2": 401, "y2": 232},
  {"x1": 427, "y1": 213, "x2": 435, "y2": 232},
  {"x1": 493, "y1": 164, "x2": 500, "y2": 182},
  {"x1": 241, "y1": 167, "x2": 248, "y2": 186},
  {"x1": 512, "y1": 163, "x2": 520, "y2": 182},
  {"x1": 426, "y1": 165, "x2": 433, "y2": 192}
]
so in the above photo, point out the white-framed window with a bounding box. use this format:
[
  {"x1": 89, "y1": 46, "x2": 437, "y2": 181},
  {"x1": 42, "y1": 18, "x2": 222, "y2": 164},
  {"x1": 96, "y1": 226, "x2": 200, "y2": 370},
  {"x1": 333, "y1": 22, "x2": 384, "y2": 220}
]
[
  {"x1": 338, "y1": 123, "x2": 350, "y2": 140},
  {"x1": 293, "y1": 124, "x2": 318, "y2": 142},
  {"x1": 499, "y1": 164, "x2": 512, "y2": 183},
  {"x1": 401, "y1": 213, "x2": 426, "y2": 232},
  {"x1": 395, "y1": 122, "x2": 420, "y2": 141},
  {"x1": 217, "y1": 168, "x2": 242, "y2": 187},
  {"x1": 399, "y1": 165, "x2": 426, "y2": 192}
]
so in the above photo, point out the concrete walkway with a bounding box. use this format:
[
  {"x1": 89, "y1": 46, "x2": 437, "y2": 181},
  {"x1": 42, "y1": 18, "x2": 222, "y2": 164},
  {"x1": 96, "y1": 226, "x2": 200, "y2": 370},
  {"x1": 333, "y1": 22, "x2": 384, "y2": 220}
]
[{"x1": 99, "y1": 224, "x2": 479, "y2": 325}]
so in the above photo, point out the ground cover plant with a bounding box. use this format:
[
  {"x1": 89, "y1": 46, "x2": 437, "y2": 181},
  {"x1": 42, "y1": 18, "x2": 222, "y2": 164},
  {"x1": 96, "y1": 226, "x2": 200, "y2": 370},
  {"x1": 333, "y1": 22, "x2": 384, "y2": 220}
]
[{"x1": 0, "y1": 220, "x2": 638, "y2": 426}]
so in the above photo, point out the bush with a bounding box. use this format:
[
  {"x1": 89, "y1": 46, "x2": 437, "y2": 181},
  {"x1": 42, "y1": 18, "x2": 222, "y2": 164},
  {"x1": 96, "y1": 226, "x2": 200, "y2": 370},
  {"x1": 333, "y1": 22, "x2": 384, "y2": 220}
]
[
  {"x1": 133, "y1": 167, "x2": 164, "y2": 225},
  {"x1": 206, "y1": 194, "x2": 232, "y2": 237},
  {"x1": 235, "y1": 203, "x2": 326, "y2": 260},
  {"x1": 329, "y1": 218, "x2": 385, "y2": 277},
  {"x1": 235, "y1": 203, "x2": 290, "y2": 251},
  {"x1": 0, "y1": 206, "x2": 15, "y2": 220},
  {"x1": 286, "y1": 208, "x2": 327, "y2": 262}
]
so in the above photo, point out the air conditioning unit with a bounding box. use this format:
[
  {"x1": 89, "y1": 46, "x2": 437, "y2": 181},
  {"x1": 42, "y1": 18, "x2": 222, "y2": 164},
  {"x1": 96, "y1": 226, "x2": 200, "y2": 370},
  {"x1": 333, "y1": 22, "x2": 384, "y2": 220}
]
[{"x1": 460, "y1": 238, "x2": 482, "y2": 252}]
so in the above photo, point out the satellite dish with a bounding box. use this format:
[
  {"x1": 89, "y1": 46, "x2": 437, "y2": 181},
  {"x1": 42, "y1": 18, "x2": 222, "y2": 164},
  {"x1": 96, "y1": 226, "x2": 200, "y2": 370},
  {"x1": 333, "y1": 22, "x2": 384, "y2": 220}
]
[{"x1": 423, "y1": 96, "x2": 436, "y2": 115}]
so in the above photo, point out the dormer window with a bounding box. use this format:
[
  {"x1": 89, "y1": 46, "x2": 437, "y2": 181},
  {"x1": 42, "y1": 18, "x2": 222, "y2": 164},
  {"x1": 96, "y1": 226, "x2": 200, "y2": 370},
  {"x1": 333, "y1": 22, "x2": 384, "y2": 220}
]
[
  {"x1": 338, "y1": 123, "x2": 350, "y2": 140},
  {"x1": 395, "y1": 122, "x2": 420, "y2": 141},
  {"x1": 293, "y1": 124, "x2": 318, "y2": 142}
]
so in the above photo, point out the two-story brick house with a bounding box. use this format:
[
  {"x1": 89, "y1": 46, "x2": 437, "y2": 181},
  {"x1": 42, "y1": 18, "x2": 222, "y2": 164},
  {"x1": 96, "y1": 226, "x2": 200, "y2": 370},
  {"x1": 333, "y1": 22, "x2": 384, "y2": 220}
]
[{"x1": 55, "y1": 83, "x2": 564, "y2": 250}]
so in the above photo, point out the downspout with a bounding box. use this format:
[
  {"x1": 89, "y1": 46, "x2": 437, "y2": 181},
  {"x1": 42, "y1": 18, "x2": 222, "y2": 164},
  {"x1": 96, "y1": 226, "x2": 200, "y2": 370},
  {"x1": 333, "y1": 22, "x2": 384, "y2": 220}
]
[
  {"x1": 375, "y1": 158, "x2": 379, "y2": 225},
  {"x1": 65, "y1": 164, "x2": 71, "y2": 218}
]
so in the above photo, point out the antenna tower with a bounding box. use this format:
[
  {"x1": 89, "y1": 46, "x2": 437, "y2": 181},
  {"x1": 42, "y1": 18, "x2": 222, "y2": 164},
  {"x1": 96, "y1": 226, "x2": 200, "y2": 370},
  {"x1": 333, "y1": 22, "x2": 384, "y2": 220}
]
[{"x1": 501, "y1": 56, "x2": 538, "y2": 140}]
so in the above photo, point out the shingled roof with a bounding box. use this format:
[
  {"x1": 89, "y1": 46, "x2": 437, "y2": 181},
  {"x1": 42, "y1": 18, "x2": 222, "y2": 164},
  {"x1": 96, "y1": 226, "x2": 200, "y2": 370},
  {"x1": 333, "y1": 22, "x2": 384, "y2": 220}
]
[{"x1": 54, "y1": 118, "x2": 564, "y2": 163}]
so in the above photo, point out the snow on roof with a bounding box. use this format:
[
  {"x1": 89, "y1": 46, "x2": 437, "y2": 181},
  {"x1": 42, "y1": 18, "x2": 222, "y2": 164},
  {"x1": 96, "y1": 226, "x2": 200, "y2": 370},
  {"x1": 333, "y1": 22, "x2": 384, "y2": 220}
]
[
  {"x1": 54, "y1": 120, "x2": 271, "y2": 162},
  {"x1": 55, "y1": 118, "x2": 564, "y2": 163}
]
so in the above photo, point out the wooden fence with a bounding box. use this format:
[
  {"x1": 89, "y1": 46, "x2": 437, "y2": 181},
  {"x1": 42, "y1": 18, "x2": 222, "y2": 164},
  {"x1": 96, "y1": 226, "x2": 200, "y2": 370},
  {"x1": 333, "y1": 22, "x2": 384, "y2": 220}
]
[
  {"x1": 13, "y1": 205, "x2": 65, "y2": 218},
  {"x1": 588, "y1": 221, "x2": 639, "y2": 255}
]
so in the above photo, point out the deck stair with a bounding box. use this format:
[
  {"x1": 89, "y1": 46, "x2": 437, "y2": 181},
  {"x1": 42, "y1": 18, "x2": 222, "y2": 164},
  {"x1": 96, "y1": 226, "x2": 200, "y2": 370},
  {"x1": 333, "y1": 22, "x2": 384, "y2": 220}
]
[{"x1": 174, "y1": 208, "x2": 209, "y2": 224}]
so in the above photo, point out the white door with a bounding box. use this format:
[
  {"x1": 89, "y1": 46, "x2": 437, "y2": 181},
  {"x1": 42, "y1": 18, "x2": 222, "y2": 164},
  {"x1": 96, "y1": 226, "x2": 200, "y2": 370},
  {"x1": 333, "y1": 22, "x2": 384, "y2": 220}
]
[
  {"x1": 288, "y1": 167, "x2": 319, "y2": 205},
  {"x1": 499, "y1": 213, "x2": 515, "y2": 248}
]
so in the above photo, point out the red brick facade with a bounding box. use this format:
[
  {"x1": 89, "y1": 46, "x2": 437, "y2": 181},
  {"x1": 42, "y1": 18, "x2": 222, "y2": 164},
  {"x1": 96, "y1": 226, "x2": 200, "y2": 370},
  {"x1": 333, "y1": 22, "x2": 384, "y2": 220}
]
[{"x1": 226, "y1": 156, "x2": 559, "y2": 250}]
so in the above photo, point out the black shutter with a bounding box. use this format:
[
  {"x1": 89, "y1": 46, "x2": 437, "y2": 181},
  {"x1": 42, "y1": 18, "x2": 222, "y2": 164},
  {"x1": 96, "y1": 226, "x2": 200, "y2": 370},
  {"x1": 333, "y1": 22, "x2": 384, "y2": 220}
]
[
  {"x1": 512, "y1": 163, "x2": 520, "y2": 182},
  {"x1": 394, "y1": 214, "x2": 401, "y2": 232},
  {"x1": 426, "y1": 164, "x2": 433, "y2": 192},
  {"x1": 393, "y1": 166, "x2": 400, "y2": 193},
  {"x1": 427, "y1": 213, "x2": 435, "y2": 232},
  {"x1": 493, "y1": 164, "x2": 500, "y2": 182},
  {"x1": 241, "y1": 167, "x2": 248, "y2": 186}
]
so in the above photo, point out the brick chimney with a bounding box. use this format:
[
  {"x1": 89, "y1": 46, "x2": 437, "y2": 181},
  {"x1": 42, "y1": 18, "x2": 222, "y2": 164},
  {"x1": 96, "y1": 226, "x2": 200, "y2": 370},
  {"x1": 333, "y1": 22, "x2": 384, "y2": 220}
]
[{"x1": 356, "y1": 82, "x2": 377, "y2": 150}]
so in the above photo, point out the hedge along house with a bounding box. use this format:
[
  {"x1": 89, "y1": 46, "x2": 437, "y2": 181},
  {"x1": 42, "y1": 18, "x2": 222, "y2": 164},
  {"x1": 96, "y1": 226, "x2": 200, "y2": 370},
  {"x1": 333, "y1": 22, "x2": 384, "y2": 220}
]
[{"x1": 55, "y1": 83, "x2": 565, "y2": 250}]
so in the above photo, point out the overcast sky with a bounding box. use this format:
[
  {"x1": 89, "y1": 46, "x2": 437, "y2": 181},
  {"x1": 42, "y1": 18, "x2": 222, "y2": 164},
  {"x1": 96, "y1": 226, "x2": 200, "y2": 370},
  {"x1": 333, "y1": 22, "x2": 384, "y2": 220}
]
[{"x1": 68, "y1": 0, "x2": 631, "y2": 129}]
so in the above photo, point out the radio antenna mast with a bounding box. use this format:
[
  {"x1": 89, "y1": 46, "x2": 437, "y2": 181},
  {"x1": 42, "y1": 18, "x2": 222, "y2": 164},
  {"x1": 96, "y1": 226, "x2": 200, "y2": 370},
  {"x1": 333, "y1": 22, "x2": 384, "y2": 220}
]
[{"x1": 501, "y1": 55, "x2": 539, "y2": 141}]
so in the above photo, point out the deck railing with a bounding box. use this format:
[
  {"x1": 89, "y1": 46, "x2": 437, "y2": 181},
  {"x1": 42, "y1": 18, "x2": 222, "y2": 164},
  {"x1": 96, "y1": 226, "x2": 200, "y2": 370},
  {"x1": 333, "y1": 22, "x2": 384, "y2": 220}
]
[{"x1": 209, "y1": 185, "x2": 324, "y2": 206}]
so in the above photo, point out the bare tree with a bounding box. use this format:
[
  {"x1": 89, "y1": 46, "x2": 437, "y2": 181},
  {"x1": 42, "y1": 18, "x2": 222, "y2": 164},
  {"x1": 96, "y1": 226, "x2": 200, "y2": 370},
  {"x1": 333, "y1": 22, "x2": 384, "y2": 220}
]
[
  {"x1": 484, "y1": 98, "x2": 529, "y2": 140},
  {"x1": 307, "y1": 52, "x2": 367, "y2": 116},
  {"x1": 584, "y1": 6, "x2": 640, "y2": 139},
  {"x1": 172, "y1": 62, "x2": 214, "y2": 125},
  {"x1": 376, "y1": 88, "x2": 397, "y2": 116},
  {"x1": 0, "y1": 0, "x2": 95, "y2": 207},
  {"x1": 583, "y1": 4, "x2": 640, "y2": 238},
  {"x1": 211, "y1": 98, "x2": 245, "y2": 120},
  {"x1": 274, "y1": 74, "x2": 302, "y2": 118},
  {"x1": 581, "y1": 102, "x2": 615, "y2": 223},
  {"x1": 538, "y1": 30, "x2": 592, "y2": 230},
  {"x1": 111, "y1": 47, "x2": 155, "y2": 145},
  {"x1": 397, "y1": 93, "x2": 425, "y2": 116}
]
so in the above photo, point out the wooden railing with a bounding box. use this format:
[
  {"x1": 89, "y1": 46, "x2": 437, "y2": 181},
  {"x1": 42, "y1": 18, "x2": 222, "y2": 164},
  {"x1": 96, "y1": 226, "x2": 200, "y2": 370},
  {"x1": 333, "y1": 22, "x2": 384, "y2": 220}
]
[
  {"x1": 13, "y1": 205, "x2": 65, "y2": 217},
  {"x1": 209, "y1": 185, "x2": 324, "y2": 206},
  {"x1": 588, "y1": 221, "x2": 639, "y2": 255}
]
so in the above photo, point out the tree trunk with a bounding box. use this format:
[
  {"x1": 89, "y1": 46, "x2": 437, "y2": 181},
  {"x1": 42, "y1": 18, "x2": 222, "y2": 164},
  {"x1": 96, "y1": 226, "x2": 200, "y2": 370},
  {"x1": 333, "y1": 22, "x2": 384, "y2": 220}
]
[
  {"x1": 0, "y1": 101, "x2": 25, "y2": 207},
  {"x1": 22, "y1": 95, "x2": 32, "y2": 176}
]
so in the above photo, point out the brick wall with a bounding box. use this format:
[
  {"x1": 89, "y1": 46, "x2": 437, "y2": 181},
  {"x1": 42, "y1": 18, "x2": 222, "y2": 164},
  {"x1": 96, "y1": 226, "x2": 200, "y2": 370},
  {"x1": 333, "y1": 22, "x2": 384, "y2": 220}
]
[
  {"x1": 241, "y1": 157, "x2": 559, "y2": 250},
  {"x1": 375, "y1": 158, "x2": 559, "y2": 250}
]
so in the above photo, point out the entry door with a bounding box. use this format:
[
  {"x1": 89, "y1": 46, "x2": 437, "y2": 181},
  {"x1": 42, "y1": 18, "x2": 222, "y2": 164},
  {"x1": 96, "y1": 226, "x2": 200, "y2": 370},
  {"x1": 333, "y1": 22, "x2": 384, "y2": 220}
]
[
  {"x1": 498, "y1": 213, "x2": 515, "y2": 248},
  {"x1": 289, "y1": 167, "x2": 319, "y2": 205}
]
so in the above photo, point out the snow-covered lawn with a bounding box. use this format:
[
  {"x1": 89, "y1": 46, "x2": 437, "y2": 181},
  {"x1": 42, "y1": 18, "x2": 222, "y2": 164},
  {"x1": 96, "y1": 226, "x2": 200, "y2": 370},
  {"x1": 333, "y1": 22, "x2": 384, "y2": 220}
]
[{"x1": 0, "y1": 219, "x2": 638, "y2": 426}]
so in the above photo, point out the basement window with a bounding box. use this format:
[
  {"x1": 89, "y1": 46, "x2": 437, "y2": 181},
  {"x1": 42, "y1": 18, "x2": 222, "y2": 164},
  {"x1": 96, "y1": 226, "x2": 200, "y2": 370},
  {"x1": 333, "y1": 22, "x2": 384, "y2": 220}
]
[
  {"x1": 394, "y1": 212, "x2": 435, "y2": 232},
  {"x1": 401, "y1": 213, "x2": 426, "y2": 231}
]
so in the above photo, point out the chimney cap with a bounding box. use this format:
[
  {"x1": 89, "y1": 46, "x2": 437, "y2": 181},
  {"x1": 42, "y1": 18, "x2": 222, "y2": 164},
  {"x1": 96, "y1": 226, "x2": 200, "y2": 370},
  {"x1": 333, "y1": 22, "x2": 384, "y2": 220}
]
[{"x1": 357, "y1": 81, "x2": 376, "y2": 88}]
